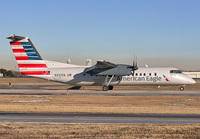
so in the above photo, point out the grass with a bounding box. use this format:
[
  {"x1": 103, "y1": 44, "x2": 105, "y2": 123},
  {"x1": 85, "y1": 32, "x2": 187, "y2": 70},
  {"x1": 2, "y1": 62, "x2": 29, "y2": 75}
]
[
  {"x1": 0, "y1": 123, "x2": 199, "y2": 138},
  {"x1": 0, "y1": 95, "x2": 200, "y2": 114}
]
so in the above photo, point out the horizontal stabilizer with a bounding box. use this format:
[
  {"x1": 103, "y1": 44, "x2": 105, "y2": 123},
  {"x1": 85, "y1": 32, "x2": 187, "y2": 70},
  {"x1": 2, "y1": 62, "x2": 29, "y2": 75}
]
[{"x1": 7, "y1": 34, "x2": 28, "y2": 41}]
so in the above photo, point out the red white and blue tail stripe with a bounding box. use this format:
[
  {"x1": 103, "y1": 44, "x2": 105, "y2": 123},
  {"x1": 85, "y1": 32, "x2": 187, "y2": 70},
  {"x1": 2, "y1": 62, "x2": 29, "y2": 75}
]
[{"x1": 7, "y1": 35, "x2": 51, "y2": 78}]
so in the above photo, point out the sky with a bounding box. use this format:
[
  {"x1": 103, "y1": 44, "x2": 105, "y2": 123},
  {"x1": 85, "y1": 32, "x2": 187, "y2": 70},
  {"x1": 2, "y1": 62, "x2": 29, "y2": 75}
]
[{"x1": 0, "y1": 0, "x2": 199, "y2": 71}]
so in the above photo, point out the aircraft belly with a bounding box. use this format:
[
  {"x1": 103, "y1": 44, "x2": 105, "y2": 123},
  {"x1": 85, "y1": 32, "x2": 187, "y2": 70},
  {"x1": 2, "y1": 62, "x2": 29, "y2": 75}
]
[{"x1": 75, "y1": 82, "x2": 99, "y2": 86}]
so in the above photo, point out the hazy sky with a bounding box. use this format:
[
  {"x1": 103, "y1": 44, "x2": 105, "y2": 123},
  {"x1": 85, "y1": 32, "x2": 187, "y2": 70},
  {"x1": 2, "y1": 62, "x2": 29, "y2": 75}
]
[{"x1": 0, "y1": 0, "x2": 199, "y2": 71}]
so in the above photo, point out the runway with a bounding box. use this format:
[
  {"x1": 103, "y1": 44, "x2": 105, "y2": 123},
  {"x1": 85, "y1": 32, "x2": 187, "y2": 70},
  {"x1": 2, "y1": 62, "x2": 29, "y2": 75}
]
[
  {"x1": 0, "y1": 112, "x2": 199, "y2": 124},
  {"x1": 0, "y1": 89, "x2": 200, "y2": 96}
]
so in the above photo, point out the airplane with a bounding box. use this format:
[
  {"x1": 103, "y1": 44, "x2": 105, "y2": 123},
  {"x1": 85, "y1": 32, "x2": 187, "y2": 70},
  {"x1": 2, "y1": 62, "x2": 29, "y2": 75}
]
[{"x1": 7, "y1": 34, "x2": 196, "y2": 91}]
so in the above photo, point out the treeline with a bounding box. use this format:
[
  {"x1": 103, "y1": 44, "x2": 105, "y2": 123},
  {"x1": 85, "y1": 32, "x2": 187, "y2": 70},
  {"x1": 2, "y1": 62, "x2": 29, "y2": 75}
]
[{"x1": 0, "y1": 68, "x2": 15, "y2": 77}]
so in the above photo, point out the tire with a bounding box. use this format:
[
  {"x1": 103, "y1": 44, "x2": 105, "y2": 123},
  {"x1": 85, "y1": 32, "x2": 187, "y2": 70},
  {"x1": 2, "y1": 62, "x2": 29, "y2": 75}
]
[
  {"x1": 102, "y1": 86, "x2": 109, "y2": 91},
  {"x1": 180, "y1": 86, "x2": 184, "y2": 91},
  {"x1": 109, "y1": 86, "x2": 113, "y2": 90}
]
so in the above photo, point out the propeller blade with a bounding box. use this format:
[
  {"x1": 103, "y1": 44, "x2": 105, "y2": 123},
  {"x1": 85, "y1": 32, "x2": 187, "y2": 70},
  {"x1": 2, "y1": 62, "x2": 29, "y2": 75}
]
[{"x1": 131, "y1": 56, "x2": 138, "y2": 76}]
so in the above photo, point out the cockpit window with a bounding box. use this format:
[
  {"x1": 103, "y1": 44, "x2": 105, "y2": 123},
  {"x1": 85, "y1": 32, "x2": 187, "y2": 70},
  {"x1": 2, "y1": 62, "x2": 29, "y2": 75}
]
[{"x1": 170, "y1": 70, "x2": 182, "y2": 73}]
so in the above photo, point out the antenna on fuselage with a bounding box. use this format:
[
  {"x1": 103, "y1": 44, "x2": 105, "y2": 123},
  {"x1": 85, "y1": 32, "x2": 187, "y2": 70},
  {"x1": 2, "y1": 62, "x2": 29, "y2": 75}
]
[{"x1": 86, "y1": 59, "x2": 92, "y2": 66}]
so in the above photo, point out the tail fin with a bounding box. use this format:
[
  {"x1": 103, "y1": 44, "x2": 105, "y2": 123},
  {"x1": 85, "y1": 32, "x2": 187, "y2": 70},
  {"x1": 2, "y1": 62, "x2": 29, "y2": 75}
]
[{"x1": 7, "y1": 35, "x2": 51, "y2": 78}]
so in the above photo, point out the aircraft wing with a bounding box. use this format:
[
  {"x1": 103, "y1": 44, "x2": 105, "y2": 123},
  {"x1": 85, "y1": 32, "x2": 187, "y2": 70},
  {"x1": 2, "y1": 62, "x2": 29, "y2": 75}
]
[
  {"x1": 84, "y1": 61, "x2": 117, "y2": 75},
  {"x1": 96, "y1": 61, "x2": 117, "y2": 69},
  {"x1": 84, "y1": 60, "x2": 134, "y2": 76}
]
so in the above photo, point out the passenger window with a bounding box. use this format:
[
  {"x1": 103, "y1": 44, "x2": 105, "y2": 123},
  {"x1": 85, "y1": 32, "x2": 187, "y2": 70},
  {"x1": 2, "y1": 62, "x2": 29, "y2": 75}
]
[
  {"x1": 154, "y1": 73, "x2": 157, "y2": 76},
  {"x1": 149, "y1": 73, "x2": 151, "y2": 76},
  {"x1": 135, "y1": 73, "x2": 138, "y2": 76},
  {"x1": 140, "y1": 73, "x2": 142, "y2": 76},
  {"x1": 144, "y1": 73, "x2": 146, "y2": 76}
]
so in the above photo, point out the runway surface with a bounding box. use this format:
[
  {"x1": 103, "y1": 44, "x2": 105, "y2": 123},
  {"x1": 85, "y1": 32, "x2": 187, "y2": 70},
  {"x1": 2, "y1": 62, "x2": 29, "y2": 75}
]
[
  {"x1": 0, "y1": 89, "x2": 200, "y2": 96},
  {"x1": 0, "y1": 112, "x2": 200, "y2": 124}
]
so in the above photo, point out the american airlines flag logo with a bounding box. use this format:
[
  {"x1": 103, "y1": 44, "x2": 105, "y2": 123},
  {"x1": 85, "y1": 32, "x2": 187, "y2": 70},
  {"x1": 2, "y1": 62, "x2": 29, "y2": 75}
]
[
  {"x1": 67, "y1": 74, "x2": 72, "y2": 77},
  {"x1": 163, "y1": 75, "x2": 169, "y2": 81},
  {"x1": 10, "y1": 41, "x2": 50, "y2": 76}
]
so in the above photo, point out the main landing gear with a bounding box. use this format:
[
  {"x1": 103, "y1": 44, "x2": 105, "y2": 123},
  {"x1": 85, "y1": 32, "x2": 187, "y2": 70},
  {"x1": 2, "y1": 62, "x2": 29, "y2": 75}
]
[
  {"x1": 102, "y1": 85, "x2": 113, "y2": 91},
  {"x1": 102, "y1": 75, "x2": 114, "y2": 91}
]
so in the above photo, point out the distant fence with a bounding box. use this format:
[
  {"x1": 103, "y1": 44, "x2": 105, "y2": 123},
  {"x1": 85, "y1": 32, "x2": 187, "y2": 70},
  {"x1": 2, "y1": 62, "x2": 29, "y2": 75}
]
[{"x1": 183, "y1": 72, "x2": 200, "y2": 78}]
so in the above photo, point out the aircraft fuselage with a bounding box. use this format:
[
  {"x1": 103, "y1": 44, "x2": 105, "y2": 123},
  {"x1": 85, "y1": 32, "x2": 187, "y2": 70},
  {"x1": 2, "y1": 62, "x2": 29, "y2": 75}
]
[{"x1": 48, "y1": 66, "x2": 195, "y2": 86}]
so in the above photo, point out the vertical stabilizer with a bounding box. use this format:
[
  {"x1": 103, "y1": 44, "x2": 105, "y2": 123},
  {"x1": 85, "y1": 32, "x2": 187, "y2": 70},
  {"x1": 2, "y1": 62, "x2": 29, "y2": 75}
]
[{"x1": 7, "y1": 35, "x2": 51, "y2": 79}]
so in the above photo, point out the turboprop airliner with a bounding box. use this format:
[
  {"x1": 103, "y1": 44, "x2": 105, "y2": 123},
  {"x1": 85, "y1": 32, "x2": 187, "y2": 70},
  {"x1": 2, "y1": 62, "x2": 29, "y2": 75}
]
[{"x1": 7, "y1": 35, "x2": 196, "y2": 91}]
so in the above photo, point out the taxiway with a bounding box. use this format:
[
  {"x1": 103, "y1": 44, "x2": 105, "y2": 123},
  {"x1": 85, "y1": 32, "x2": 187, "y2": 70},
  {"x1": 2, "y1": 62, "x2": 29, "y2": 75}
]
[
  {"x1": 0, "y1": 112, "x2": 200, "y2": 124},
  {"x1": 0, "y1": 89, "x2": 199, "y2": 96}
]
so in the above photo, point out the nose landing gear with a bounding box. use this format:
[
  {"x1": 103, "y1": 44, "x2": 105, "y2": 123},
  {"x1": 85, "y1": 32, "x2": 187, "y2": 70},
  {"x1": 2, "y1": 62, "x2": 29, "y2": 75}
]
[{"x1": 180, "y1": 85, "x2": 185, "y2": 91}]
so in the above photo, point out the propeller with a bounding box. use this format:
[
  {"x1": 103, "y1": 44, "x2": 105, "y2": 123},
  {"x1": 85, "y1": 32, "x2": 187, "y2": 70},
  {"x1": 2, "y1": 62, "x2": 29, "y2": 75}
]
[{"x1": 131, "y1": 56, "x2": 138, "y2": 76}]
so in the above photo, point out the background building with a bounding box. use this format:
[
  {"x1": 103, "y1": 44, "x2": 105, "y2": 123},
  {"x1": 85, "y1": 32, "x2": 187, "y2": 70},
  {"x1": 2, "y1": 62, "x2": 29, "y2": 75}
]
[{"x1": 0, "y1": 73, "x2": 3, "y2": 77}]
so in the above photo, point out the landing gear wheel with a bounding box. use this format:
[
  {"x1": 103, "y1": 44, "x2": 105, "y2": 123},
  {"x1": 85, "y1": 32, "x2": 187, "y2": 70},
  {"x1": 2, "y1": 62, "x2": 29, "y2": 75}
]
[
  {"x1": 180, "y1": 86, "x2": 184, "y2": 91},
  {"x1": 102, "y1": 86, "x2": 109, "y2": 91},
  {"x1": 109, "y1": 86, "x2": 113, "y2": 90}
]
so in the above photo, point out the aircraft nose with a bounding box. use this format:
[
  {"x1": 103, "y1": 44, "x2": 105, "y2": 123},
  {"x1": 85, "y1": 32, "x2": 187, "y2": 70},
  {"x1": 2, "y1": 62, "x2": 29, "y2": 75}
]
[
  {"x1": 172, "y1": 74, "x2": 196, "y2": 84},
  {"x1": 182, "y1": 74, "x2": 196, "y2": 84},
  {"x1": 189, "y1": 78, "x2": 196, "y2": 84}
]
